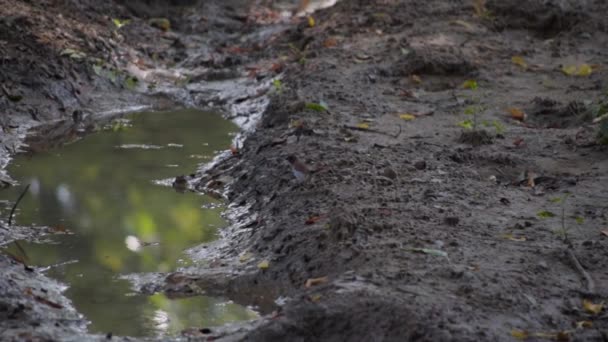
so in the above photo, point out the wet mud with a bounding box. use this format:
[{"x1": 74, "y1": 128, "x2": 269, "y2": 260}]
[{"x1": 1, "y1": 0, "x2": 608, "y2": 341}]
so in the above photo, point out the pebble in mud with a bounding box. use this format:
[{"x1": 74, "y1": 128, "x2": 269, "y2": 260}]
[{"x1": 414, "y1": 160, "x2": 427, "y2": 170}]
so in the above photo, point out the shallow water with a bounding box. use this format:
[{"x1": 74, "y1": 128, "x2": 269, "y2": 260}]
[{"x1": 0, "y1": 109, "x2": 257, "y2": 336}]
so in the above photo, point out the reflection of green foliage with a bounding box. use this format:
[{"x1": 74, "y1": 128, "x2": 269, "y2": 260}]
[
  {"x1": 148, "y1": 294, "x2": 258, "y2": 335},
  {"x1": 0, "y1": 109, "x2": 252, "y2": 336}
]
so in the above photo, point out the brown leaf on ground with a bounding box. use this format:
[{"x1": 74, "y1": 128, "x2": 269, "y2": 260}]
[
  {"x1": 508, "y1": 107, "x2": 526, "y2": 121},
  {"x1": 305, "y1": 276, "x2": 328, "y2": 288},
  {"x1": 583, "y1": 299, "x2": 604, "y2": 314},
  {"x1": 323, "y1": 37, "x2": 338, "y2": 48},
  {"x1": 305, "y1": 216, "x2": 322, "y2": 225}
]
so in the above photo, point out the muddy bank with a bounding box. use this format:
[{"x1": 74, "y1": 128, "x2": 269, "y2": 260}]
[
  {"x1": 187, "y1": 0, "x2": 608, "y2": 340},
  {"x1": 2, "y1": 0, "x2": 608, "y2": 341}
]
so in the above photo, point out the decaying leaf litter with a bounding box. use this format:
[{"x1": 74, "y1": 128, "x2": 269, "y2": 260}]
[{"x1": 1, "y1": 0, "x2": 608, "y2": 340}]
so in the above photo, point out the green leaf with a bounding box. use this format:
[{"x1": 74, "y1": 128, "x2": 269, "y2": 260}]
[
  {"x1": 492, "y1": 120, "x2": 505, "y2": 135},
  {"x1": 305, "y1": 102, "x2": 328, "y2": 112},
  {"x1": 458, "y1": 119, "x2": 474, "y2": 130},
  {"x1": 272, "y1": 79, "x2": 282, "y2": 92},
  {"x1": 405, "y1": 247, "x2": 449, "y2": 258},
  {"x1": 464, "y1": 106, "x2": 477, "y2": 115},
  {"x1": 575, "y1": 216, "x2": 584, "y2": 224},
  {"x1": 537, "y1": 210, "x2": 556, "y2": 219},
  {"x1": 124, "y1": 76, "x2": 138, "y2": 90},
  {"x1": 112, "y1": 18, "x2": 130, "y2": 29},
  {"x1": 549, "y1": 197, "x2": 563, "y2": 203},
  {"x1": 60, "y1": 48, "x2": 86, "y2": 60},
  {"x1": 462, "y1": 79, "x2": 478, "y2": 90},
  {"x1": 92, "y1": 64, "x2": 103, "y2": 76}
]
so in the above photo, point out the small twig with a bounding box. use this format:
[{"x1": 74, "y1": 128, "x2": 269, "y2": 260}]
[
  {"x1": 8, "y1": 184, "x2": 30, "y2": 226},
  {"x1": 343, "y1": 124, "x2": 402, "y2": 138},
  {"x1": 567, "y1": 248, "x2": 595, "y2": 294},
  {"x1": 5, "y1": 184, "x2": 31, "y2": 264}
]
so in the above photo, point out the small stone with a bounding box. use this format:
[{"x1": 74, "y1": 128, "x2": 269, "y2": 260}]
[
  {"x1": 444, "y1": 216, "x2": 459, "y2": 226},
  {"x1": 414, "y1": 160, "x2": 426, "y2": 170},
  {"x1": 382, "y1": 167, "x2": 397, "y2": 179}
]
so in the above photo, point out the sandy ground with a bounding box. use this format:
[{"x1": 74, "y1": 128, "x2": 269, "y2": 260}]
[{"x1": 1, "y1": 0, "x2": 607, "y2": 341}]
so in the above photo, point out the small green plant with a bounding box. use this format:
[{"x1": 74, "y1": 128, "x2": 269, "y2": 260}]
[
  {"x1": 112, "y1": 18, "x2": 130, "y2": 30},
  {"x1": 538, "y1": 194, "x2": 584, "y2": 243},
  {"x1": 592, "y1": 90, "x2": 608, "y2": 144},
  {"x1": 457, "y1": 81, "x2": 504, "y2": 136},
  {"x1": 272, "y1": 79, "x2": 283, "y2": 93}
]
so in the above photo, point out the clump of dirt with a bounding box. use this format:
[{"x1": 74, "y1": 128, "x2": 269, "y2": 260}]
[
  {"x1": 527, "y1": 97, "x2": 594, "y2": 129},
  {"x1": 458, "y1": 129, "x2": 495, "y2": 145}
]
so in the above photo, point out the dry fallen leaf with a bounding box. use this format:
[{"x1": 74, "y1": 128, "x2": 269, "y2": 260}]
[
  {"x1": 503, "y1": 234, "x2": 527, "y2": 242},
  {"x1": 583, "y1": 299, "x2": 604, "y2": 314},
  {"x1": 309, "y1": 294, "x2": 322, "y2": 302},
  {"x1": 513, "y1": 137, "x2": 525, "y2": 147},
  {"x1": 405, "y1": 247, "x2": 448, "y2": 258},
  {"x1": 399, "y1": 113, "x2": 416, "y2": 121},
  {"x1": 576, "y1": 320, "x2": 593, "y2": 329},
  {"x1": 305, "y1": 216, "x2": 321, "y2": 225},
  {"x1": 323, "y1": 37, "x2": 338, "y2": 48},
  {"x1": 356, "y1": 122, "x2": 370, "y2": 130},
  {"x1": 411, "y1": 74, "x2": 422, "y2": 84},
  {"x1": 258, "y1": 260, "x2": 270, "y2": 270},
  {"x1": 305, "y1": 276, "x2": 328, "y2": 288},
  {"x1": 601, "y1": 230, "x2": 608, "y2": 237},
  {"x1": 562, "y1": 63, "x2": 593, "y2": 77},
  {"x1": 450, "y1": 20, "x2": 474, "y2": 30},
  {"x1": 508, "y1": 107, "x2": 527, "y2": 121},
  {"x1": 511, "y1": 329, "x2": 529, "y2": 340},
  {"x1": 239, "y1": 252, "x2": 253, "y2": 263},
  {"x1": 511, "y1": 56, "x2": 528, "y2": 69},
  {"x1": 307, "y1": 16, "x2": 315, "y2": 27}
]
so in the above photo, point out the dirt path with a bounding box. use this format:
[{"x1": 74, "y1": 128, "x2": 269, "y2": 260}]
[{"x1": 1, "y1": 0, "x2": 608, "y2": 341}]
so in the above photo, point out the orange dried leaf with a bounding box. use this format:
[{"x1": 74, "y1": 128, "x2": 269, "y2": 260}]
[
  {"x1": 513, "y1": 137, "x2": 525, "y2": 147},
  {"x1": 323, "y1": 37, "x2": 338, "y2": 48},
  {"x1": 305, "y1": 276, "x2": 328, "y2": 288},
  {"x1": 509, "y1": 107, "x2": 526, "y2": 121},
  {"x1": 270, "y1": 62, "x2": 284, "y2": 73}
]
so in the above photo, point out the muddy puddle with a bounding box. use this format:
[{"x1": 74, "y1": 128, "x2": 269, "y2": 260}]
[{"x1": 0, "y1": 109, "x2": 258, "y2": 336}]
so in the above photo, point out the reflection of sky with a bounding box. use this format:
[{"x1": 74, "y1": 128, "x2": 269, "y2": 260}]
[{"x1": 0, "y1": 110, "x2": 257, "y2": 337}]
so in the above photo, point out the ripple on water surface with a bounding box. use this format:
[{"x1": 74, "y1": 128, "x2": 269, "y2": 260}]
[{"x1": 1, "y1": 109, "x2": 258, "y2": 337}]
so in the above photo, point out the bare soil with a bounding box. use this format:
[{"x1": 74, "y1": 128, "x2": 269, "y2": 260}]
[{"x1": 1, "y1": 0, "x2": 608, "y2": 341}]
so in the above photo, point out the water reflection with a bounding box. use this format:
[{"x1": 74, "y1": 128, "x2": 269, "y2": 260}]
[{"x1": 0, "y1": 109, "x2": 257, "y2": 336}]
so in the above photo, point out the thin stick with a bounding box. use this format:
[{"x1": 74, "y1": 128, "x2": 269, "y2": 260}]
[
  {"x1": 8, "y1": 184, "x2": 30, "y2": 226},
  {"x1": 567, "y1": 248, "x2": 595, "y2": 294}
]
